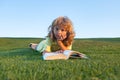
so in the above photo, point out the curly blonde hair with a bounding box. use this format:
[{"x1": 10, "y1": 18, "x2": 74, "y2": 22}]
[{"x1": 48, "y1": 16, "x2": 75, "y2": 47}]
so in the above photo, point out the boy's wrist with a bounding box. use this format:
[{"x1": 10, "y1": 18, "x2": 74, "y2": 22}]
[
  {"x1": 57, "y1": 40, "x2": 63, "y2": 45},
  {"x1": 57, "y1": 40, "x2": 61, "y2": 43}
]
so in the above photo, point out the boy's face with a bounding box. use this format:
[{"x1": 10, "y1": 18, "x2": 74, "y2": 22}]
[{"x1": 53, "y1": 26, "x2": 67, "y2": 40}]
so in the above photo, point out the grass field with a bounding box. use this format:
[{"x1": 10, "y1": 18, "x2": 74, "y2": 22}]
[{"x1": 0, "y1": 38, "x2": 120, "y2": 80}]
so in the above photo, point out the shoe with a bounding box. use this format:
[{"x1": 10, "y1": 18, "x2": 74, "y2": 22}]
[{"x1": 29, "y1": 43, "x2": 32, "y2": 48}]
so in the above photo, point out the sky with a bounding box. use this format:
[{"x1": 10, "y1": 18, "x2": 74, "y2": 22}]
[{"x1": 0, "y1": 0, "x2": 120, "y2": 38}]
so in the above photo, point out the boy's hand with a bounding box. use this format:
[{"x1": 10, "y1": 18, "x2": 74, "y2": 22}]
[
  {"x1": 55, "y1": 50, "x2": 64, "y2": 53},
  {"x1": 57, "y1": 35, "x2": 67, "y2": 41}
]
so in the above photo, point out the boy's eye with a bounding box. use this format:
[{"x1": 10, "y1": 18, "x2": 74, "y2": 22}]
[{"x1": 56, "y1": 28, "x2": 58, "y2": 31}]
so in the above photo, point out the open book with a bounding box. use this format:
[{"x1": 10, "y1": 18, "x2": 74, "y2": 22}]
[{"x1": 43, "y1": 50, "x2": 88, "y2": 60}]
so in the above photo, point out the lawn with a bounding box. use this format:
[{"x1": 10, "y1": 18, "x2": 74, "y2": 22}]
[{"x1": 0, "y1": 38, "x2": 120, "y2": 80}]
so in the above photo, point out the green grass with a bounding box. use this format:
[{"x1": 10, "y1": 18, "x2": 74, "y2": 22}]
[{"x1": 0, "y1": 38, "x2": 120, "y2": 80}]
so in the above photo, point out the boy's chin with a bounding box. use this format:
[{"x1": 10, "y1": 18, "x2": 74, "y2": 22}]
[
  {"x1": 55, "y1": 36, "x2": 61, "y2": 40},
  {"x1": 56, "y1": 37, "x2": 63, "y2": 41}
]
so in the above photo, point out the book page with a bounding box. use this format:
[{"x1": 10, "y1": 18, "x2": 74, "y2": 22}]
[{"x1": 43, "y1": 52, "x2": 67, "y2": 60}]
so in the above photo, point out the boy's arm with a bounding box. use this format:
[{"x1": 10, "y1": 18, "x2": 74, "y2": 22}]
[{"x1": 57, "y1": 40, "x2": 70, "y2": 50}]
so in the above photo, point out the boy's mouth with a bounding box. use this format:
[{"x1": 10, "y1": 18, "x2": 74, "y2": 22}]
[{"x1": 56, "y1": 34, "x2": 61, "y2": 39}]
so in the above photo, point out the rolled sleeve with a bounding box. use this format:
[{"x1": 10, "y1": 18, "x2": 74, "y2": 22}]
[{"x1": 36, "y1": 37, "x2": 51, "y2": 53}]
